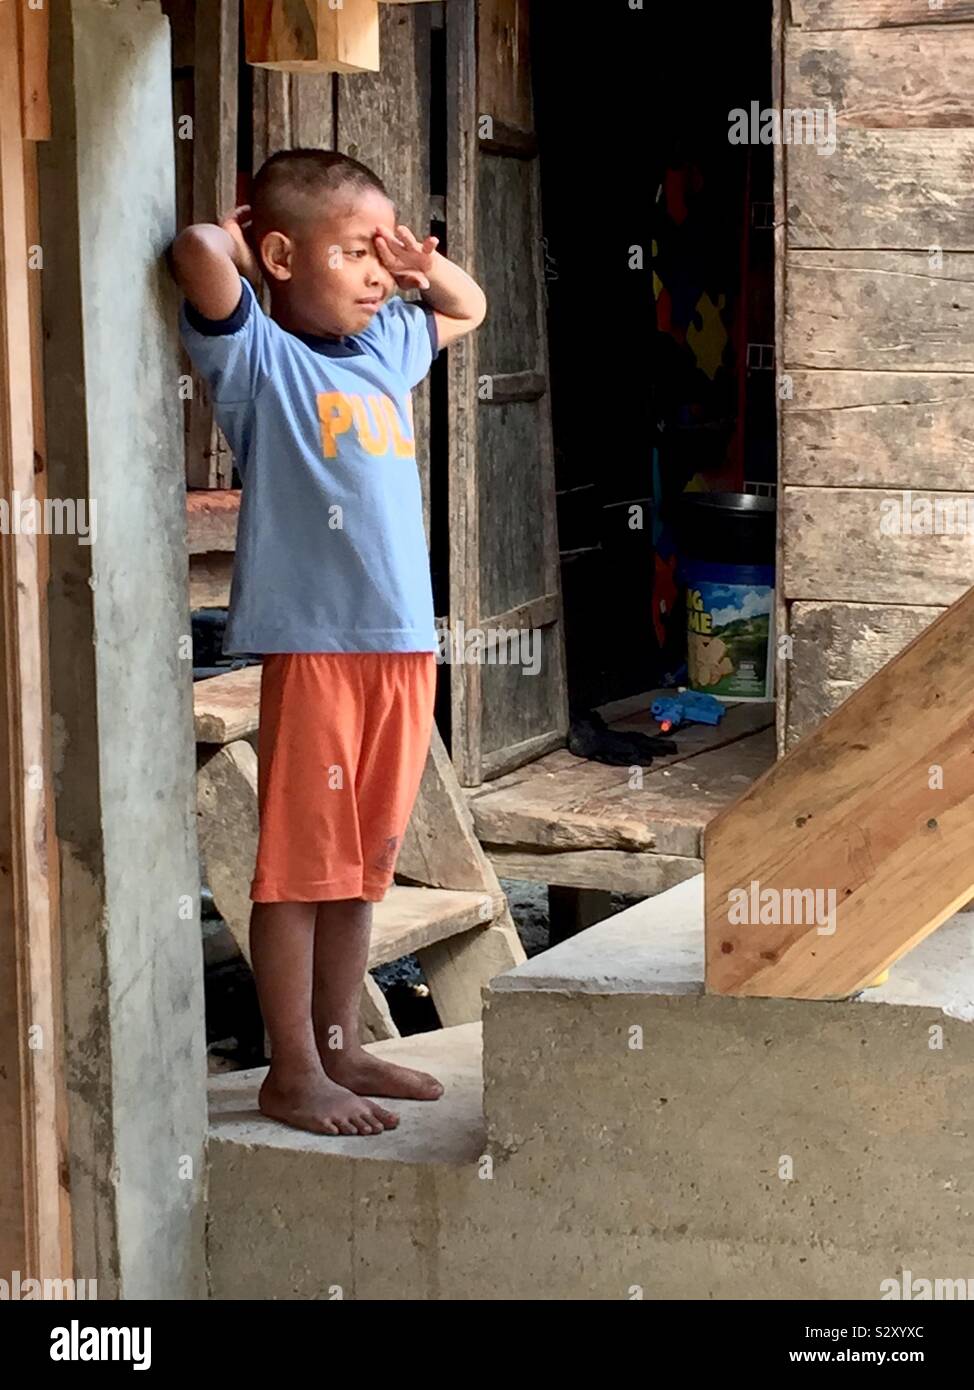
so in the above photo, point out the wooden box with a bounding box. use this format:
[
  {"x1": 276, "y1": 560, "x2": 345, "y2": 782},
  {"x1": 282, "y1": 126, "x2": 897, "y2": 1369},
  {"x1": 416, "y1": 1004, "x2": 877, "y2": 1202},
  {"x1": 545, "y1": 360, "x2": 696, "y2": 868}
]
[{"x1": 244, "y1": 0, "x2": 380, "y2": 73}]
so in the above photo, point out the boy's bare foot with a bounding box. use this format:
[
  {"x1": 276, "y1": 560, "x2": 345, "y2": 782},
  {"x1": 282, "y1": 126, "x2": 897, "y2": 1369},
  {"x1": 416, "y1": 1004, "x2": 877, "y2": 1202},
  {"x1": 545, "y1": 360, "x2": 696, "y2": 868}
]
[
  {"x1": 323, "y1": 1047, "x2": 444, "y2": 1102},
  {"x1": 258, "y1": 1063, "x2": 399, "y2": 1136}
]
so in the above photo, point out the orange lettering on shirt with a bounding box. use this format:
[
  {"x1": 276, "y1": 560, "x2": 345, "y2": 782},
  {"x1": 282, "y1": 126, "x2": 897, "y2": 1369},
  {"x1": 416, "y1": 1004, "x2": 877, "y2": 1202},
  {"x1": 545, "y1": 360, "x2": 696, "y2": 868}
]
[
  {"x1": 317, "y1": 392, "x2": 354, "y2": 458},
  {"x1": 379, "y1": 395, "x2": 416, "y2": 459},
  {"x1": 351, "y1": 395, "x2": 390, "y2": 456}
]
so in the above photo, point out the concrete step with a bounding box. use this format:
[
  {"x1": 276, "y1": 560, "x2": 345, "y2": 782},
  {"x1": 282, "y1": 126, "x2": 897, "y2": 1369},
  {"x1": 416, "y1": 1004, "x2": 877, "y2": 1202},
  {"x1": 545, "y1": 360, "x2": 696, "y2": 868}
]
[
  {"x1": 208, "y1": 1022, "x2": 485, "y2": 1164},
  {"x1": 205, "y1": 871, "x2": 974, "y2": 1299}
]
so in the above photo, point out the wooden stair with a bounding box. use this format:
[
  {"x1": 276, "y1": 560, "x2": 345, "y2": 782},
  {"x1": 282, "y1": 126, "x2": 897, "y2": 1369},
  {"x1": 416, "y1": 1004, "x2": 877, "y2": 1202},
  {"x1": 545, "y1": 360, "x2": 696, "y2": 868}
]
[
  {"x1": 705, "y1": 585, "x2": 974, "y2": 999},
  {"x1": 194, "y1": 667, "x2": 523, "y2": 1041}
]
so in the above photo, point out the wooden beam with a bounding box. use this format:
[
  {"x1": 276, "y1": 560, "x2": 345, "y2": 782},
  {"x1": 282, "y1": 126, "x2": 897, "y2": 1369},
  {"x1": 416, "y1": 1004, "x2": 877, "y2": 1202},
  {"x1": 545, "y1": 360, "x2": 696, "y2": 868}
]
[
  {"x1": 17, "y1": 0, "x2": 50, "y2": 141},
  {"x1": 187, "y1": 0, "x2": 239, "y2": 488},
  {"x1": 705, "y1": 585, "x2": 974, "y2": 999},
  {"x1": 0, "y1": 1, "x2": 67, "y2": 1282},
  {"x1": 485, "y1": 845, "x2": 702, "y2": 896},
  {"x1": 244, "y1": 0, "x2": 381, "y2": 74},
  {"x1": 445, "y1": 0, "x2": 481, "y2": 785},
  {"x1": 791, "y1": 0, "x2": 974, "y2": 29}
]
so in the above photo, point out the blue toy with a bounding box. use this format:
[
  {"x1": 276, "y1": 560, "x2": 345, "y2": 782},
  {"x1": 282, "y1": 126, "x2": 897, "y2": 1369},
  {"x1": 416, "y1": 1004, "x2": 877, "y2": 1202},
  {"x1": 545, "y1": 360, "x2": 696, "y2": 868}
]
[{"x1": 651, "y1": 691, "x2": 726, "y2": 733}]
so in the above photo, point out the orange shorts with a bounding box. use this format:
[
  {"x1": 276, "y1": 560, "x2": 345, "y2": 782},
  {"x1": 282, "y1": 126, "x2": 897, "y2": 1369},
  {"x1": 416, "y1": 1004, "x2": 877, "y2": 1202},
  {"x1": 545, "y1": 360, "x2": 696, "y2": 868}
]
[{"x1": 250, "y1": 652, "x2": 437, "y2": 903}]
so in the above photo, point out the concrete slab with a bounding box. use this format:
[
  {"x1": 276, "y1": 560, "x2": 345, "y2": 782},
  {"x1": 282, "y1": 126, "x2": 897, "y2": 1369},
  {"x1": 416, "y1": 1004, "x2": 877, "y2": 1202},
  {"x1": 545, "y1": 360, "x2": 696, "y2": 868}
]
[
  {"x1": 208, "y1": 1023, "x2": 485, "y2": 1165},
  {"x1": 490, "y1": 873, "x2": 974, "y2": 1018},
  {"x1": 490, "y1": 874, "x2": 706, "y2": 996}
]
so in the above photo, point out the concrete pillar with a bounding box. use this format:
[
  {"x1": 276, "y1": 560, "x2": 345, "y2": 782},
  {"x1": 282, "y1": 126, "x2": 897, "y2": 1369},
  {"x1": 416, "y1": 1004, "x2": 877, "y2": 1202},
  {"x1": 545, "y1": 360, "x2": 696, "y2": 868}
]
[{"x1": 38, "y1": 0, "x2": 206, "y2": 1298}]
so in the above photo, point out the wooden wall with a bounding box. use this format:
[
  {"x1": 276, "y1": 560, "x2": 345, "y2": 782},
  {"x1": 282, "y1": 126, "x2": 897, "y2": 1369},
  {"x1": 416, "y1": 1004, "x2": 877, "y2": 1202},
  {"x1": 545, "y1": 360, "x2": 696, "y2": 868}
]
[{"x1": 777, "y1": 1, "x2": 974, "y2": 747}]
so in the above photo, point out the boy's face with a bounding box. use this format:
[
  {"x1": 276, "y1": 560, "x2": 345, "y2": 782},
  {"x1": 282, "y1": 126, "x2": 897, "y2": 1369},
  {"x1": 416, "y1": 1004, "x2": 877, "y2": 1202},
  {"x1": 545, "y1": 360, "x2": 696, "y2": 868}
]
[{"x1": 261, "y1": 188, "x2": 399, "y2": 337}]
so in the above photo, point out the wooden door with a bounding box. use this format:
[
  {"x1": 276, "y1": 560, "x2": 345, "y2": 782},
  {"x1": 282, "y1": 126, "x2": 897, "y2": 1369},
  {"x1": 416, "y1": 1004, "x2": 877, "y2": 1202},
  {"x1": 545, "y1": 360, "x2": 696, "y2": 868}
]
[{"x1": 446, "y1": 0, "x2": 568, "y2": 786}]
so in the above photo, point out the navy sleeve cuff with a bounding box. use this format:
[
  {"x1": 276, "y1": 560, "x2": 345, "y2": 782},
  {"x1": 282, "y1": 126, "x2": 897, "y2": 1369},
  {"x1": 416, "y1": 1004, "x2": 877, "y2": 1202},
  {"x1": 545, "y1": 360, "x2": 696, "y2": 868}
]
[
  {"x1": 184, "y1": 283, "x2": 251, "y2": 337},
  {"x1": 421, "y1": 303, "x2": 440, "y2": 360}
]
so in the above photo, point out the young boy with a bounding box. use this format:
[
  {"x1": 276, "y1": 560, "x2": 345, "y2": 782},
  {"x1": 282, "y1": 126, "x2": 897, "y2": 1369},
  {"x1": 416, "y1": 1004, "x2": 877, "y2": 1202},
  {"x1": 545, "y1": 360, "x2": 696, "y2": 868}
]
[{"x1": 171, "y1": 150, "x2": 487, "y2": 1137}]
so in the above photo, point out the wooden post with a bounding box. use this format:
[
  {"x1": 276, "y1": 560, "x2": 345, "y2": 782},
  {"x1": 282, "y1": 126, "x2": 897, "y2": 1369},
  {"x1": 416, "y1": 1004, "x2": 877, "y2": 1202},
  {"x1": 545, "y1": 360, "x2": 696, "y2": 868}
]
[{"x1": 0, "y1": 1, "x2": 69, "y2": 1285}]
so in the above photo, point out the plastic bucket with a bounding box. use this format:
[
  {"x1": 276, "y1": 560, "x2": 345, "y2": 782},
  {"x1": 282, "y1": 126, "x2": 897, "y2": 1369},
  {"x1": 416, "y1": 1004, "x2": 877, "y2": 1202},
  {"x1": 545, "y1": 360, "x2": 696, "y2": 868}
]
[{"x1": 678, "y1": 492, "x2": 776, "y2": 701}]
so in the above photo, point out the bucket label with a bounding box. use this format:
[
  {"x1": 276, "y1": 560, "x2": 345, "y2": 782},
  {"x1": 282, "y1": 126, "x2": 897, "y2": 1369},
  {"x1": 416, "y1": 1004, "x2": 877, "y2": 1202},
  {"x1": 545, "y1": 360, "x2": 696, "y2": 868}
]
[{"x1": 686, "y1": 578, "x2": 773, "y2": 699}]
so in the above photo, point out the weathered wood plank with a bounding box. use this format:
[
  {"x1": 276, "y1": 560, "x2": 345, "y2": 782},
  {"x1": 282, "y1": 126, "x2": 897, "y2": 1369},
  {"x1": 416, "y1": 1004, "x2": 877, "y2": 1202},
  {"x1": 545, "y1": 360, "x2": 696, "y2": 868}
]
[
  {"x1": 197, "y1": 742, "x2": 261, "y2": 964},
  {"x1": 289, "y1": 72, "x2": 334, "y2": 148},
  {"x1": 189, "y1": 551, "x2": 234, "y2": 610},
  {"x1": 782, "y1": 371, "x2": 974, "y2": 488},
  {"x1": 417, "y1": 921, "x2": 524, "y2": 1026},
  {"x1": 186, "y1": 489, "x2": 240, "y2": 553},
  {"x1": 252, "y1": 67, "x2": 291, "y2": 168},
  {"x1": 194, "y1": 667, "x2": 262, "y2": 745},
  {"x1": 783, "y1": 485, "x2": 974, "y2": 604},
  {"x1": 705, "y1": 587, "x2": 974, "y2": 999},
  {"x1": 785, "y1": 251, "x2": 974, "y2": 371},
  {"x1": 468, "y1": 729, "x2": 777, "y2": 859},
  {"x1": 446, "y1": 0, "x2": 482, "y2": 783},
  {"x1": 787, "y1": 130, "x2": 974, "y2": 250},
  {"x1": 397, "y1": 725, "x2": 504, "y2": 892},
  {"x1": 188, "y1": 0, "x2": 239, "y2": 488},
  {"x1": 485, "y1": 846, "x2": 702, "y2": 896},
  {"x1": 786, "y1": 601, "x2": 943, "y2": 746},
  {"x1": 360, "y1": 974, "x2": 399, "y2": 1044},
  {"x1": 787, "y1": 26, "x2": 974, "y2": 127},
  {"x1": 791, "y1": 0, "x2": 974, "y2": 29}
]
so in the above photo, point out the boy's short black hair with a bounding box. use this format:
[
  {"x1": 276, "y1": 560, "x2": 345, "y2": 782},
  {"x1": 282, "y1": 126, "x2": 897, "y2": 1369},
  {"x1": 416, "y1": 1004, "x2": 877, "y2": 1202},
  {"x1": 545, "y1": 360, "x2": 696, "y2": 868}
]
[{"x1": 252, "y1": 148, "x2": 389, "y2": 234}]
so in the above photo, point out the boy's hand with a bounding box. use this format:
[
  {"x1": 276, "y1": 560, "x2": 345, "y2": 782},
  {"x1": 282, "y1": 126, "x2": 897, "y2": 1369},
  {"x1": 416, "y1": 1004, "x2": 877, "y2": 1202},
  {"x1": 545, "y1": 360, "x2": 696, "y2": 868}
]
[
  {"x1": 374, "y1": 224, "x2": 439, "y2": 291},
  {"x1": 219, "y1": 205, "x2": 262, "y2": 290}
]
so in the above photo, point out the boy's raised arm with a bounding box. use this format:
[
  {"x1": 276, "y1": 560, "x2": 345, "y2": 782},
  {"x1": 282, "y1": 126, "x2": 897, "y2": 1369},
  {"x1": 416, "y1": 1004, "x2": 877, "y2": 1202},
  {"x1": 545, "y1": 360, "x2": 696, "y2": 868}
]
[{"x1": 169, "y1": 206, "x2": 260, "y2": 321}]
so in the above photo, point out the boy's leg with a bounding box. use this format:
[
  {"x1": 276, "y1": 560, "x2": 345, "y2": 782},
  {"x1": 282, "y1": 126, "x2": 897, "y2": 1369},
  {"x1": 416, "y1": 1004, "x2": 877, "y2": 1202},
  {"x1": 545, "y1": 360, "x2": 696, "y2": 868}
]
[
  {"x1": 313, "y1": 897, "x2": 443, "y2": 1100},
  {"x1": 250, "y1": 900, "x2": 399, "y2": 1136},
  {"x1": 311, "y1": 651, "x2": 443, "y2": 1102}
]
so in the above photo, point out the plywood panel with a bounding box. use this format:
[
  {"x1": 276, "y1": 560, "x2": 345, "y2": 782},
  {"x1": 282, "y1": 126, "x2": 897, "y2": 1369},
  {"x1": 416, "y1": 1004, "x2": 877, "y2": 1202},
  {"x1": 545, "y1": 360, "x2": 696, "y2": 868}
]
[
  {"x1": 785, "y1": 251, "x2": 974, "y2": 371},
  {"x1": 782, "y1": 485, "x2": 974, "y2": 604},
  {"x1": 706, "y1": 587, "x2": 974, "y2": 999},
  {"x1": 781, "y1": 371, "x2": 974, "y2": 488},
  {"x1": 787, "y1": 26, "x2": 974, "y2": 127},
  {"x1": 787, "y1": 130, "x2": 974, "y2": 250}
]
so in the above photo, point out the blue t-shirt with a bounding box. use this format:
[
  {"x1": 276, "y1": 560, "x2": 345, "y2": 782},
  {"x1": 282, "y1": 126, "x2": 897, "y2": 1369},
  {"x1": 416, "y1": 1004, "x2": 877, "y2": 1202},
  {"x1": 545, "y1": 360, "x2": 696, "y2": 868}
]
[{"x1": 179, "y1": 278, "x2": 439, "y2": 655}]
